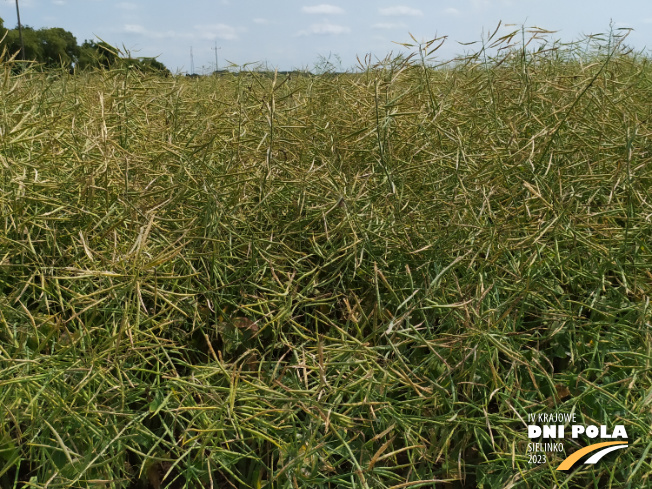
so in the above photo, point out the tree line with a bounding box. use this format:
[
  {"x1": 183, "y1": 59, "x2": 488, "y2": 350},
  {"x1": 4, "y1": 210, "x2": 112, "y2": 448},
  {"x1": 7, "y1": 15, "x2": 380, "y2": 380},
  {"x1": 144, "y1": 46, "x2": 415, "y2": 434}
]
[{"x1": 0, "y1": 17, "x2": 169, "y2": 73}]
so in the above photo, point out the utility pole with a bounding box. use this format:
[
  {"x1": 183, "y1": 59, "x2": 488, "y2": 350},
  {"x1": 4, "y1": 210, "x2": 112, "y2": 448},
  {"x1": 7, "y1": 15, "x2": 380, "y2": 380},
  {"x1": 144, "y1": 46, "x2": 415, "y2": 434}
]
[
  {"x1": 190, "y1": 46, "x2": 194, "y2": 74},
  {"x1": 15, "y1": 0, "x2": 25, "y2": 61},
  {"x1": 212, "y1": 42, "x2": 220, "y2": 73}
]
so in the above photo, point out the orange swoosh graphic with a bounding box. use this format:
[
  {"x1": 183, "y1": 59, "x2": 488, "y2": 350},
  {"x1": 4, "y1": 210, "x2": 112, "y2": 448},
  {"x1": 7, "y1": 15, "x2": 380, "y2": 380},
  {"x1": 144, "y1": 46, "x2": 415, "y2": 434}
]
[{"x1": 556, "y1": 441, "x2": 628, "y2": 470}]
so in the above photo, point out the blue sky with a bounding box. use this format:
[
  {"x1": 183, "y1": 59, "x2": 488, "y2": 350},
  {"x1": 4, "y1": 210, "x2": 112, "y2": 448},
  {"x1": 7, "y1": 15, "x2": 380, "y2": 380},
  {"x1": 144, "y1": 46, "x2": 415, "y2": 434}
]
[{"x1": 2, "y1": 1, "x2": 652, "y2": 73}]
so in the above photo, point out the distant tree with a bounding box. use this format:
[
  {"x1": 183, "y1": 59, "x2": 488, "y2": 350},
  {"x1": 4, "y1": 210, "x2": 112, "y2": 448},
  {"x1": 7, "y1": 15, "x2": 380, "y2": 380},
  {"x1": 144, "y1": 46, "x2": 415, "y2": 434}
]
[
  {"x1": 77, "y1": 40, "x2": 99, "y2": 69},
  {"x1": 0, "y1": 17, "x2": 6, "y2": 56},
  {"x1": 128, "y1": 57, "x2": 170, "y2": 75},
  {"x1": 39, "y1": 27, "x2": 79, "y2": 68},
  {"x1": 77, "y1": 40, "x2": 169, "y2": 74},
  {"x1": 77, "y1": 40, "x2": 120, "y2": 69},
  {"x1": 1, "y1": 24, "x2": 78, "y2": 69},
  {"x1": 0, "y1": 21, "x2": 169, "y2": 74},
  {"x1": 3, "y1": 25, "x2": 42, "y2": 62},
  {"x1": 0, "y1": 18, "x2": 9, "y2": 60}
]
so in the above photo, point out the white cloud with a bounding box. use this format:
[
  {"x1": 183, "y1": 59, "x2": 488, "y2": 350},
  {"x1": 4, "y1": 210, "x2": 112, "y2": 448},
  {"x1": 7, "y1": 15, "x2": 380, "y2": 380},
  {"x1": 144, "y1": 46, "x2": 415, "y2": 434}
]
[
  {"x1": 122, "y1": 25, "x2": 192, "y2": 40},
  {"x1": 117, "y1": 2, "x2": 137, "y2": 10},
  {"x1": 52, "y1": 0, "x2": 66, "y2": 5},
  {"x1": 379, "y1": 6, "x2": 423, "y2": 17},
  {"x1": 372, "y1": 22, "x2": 407, "y2": 30},
  {"x1": 253, "y1": 18, "x2": 270, "y2": 25},
  {"x1": 302, "y1": 4, "x2": 345, "y2": 15},
  {"x1": 471, "y1": 0, "x2": 491, "y2": 10},
  {"x1": 124, "y1": 24, "x2": 146, "y2": 35},
  {"x1": 297, "y1": 22, "x2": 351, "y2": 36},
  {"x1": 195, "y1": 23, "x2": 240, "y2": 41},
  {"x1": 444, "y1": 7, "x2": 460, "y2": 16}
]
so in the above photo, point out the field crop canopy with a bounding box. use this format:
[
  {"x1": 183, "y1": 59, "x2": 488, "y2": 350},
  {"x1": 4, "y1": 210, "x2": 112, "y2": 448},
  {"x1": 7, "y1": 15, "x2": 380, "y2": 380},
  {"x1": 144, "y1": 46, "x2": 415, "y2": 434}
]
[{"x1": 0, "y1": 26, "x2": 650, "y2": 488}]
